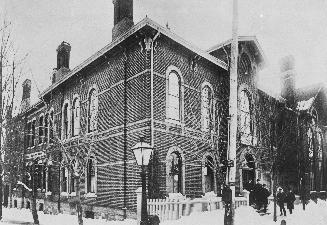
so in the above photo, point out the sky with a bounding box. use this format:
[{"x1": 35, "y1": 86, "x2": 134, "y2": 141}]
[{"x1": 1, "y1": 0, "x2": 327, "y2": 104}]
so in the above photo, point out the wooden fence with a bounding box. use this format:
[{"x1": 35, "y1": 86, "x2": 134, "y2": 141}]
[{"x1": 147, "y1": 196, "x2": 248, "y2": 222}]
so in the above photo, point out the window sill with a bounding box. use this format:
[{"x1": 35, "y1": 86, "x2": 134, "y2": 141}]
[
  {"x1": 61, "y1": 192, "x2": 69, "y2": 197},
  {"x1": 165, "y1": 119, "x2": 182, "y2": 126},
  {"x1": 84, "y1": 192, "x2": 97, "y2": 198}
]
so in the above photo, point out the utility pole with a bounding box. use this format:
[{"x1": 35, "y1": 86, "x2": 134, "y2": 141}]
[{"x1": 225, "y1": 0, "x2": 238, "y2": 224}]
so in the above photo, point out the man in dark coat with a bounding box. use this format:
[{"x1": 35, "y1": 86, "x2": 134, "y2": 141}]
[
  {"x1": 285, "y1": 188, "x2": 296, "y2": 214},
  {"x1": 277, "y1": 187, "x2": 286, "y2": 216},
  {"x1": 253, "y1": 179, "x2": 262, "y2": 209},
  {"x1": 262, "y1": 184, "x2": 271, "y2": 213}
]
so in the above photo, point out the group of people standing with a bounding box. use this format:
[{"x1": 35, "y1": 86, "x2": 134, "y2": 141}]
[
  {"x1": 249, "y1": 179, "x2": 271, "y2": 213},
  {"x1": 277, "y1": 187, "x2": 296, "y2": 216}
]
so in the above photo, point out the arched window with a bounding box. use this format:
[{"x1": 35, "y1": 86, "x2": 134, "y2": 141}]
[
  {"x1": 61, "y1": 167, "x2": 68, "y2": 193},
  {"x1": 240, "y1": 90, "x2": 251, "y2": 137},
  {"x1": 39, "y1": 115, "x2": 44, "y2": 144},
  {"x1": 203, "y1": 155, "x2": 215, "y2": 193},
  {"x1": 239, "y1": 53, "x2": 252, "y2": 75},
  {"x1": 31, "y1": 119, "x2": 36, "y2": 147},
  {"x1": 49, "y1": 110, "x2": 54, "y2": 143},
  {"x1": 167, "y1": 71, "x2": 181, "y2": 122},
  {"x1": 312, "y1": 109, "x2": 318, "y2": 126},
  {"x1": 307, "y1": 128, "x2": 314, "y2": 190},
  {"x1": 88, "y1": 89, "x2": 98, "y2": 132},
  {"x1": 62, "y1": 103, "x2": 69, "y2": 139},
  {"x1": 72, "y1": 97, "x2": 80, "y2": 136},
  {"x1": 317, "y1": 132, "x2": 323, "y2": 190},
  {"x1": 86, "y1": 157, "x2": 96, "y2": 193},
  {"x1": 202, "y1": 85, "x2": 212, "y2": 132},
  {"x1": 167, "y1": 152, "x2": 183, "y2": 193},
  {"x1": 44, "y1": 114, "x2": 49, "y2": 143}
]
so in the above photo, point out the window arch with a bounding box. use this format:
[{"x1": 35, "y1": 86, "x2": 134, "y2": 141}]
[
  {"x1": 239, "y1": 53, "x2": 252, "y2": 75},
  {"x1": 62, "y1": 101, "x2": 70, "y2": 139},
  {"x1": 166, "y1": 147, "x2": 185, "y2": 195},
  {"x1": 72, "y1": 97, "x2": 80, "y2": 136},
  {"x1": 39, "y1": 115, "x2": 44, "y2": 144},
  {"x1": 167, "y1": 71, "x2": 181, "y2": 122},
  {"x1": 86, "y1": 157, "x2": 96, "y2": 193},
  {"x1": 240, "y1": 90, "x2": 251, "y2": 137},
  {"x1": 88, "y1": 88, "x2": 98, "y2": 132},
  {"x1": 49, "y1": 109, "x2": 54, "y2": 143},
  {"x1": 201, "y1": 83, "x2": 213, "y2": 132}
]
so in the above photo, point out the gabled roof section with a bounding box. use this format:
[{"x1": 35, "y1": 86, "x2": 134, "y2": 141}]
[
  {"x1": 40, "y1": 17, "x2": 227, "y2": 97},
  {"x1": 207, "y1": 36, "x2": 267, "y2": 68},
  {"x1": 295, "y1": 83, "x2": 324, "y2": 111}
]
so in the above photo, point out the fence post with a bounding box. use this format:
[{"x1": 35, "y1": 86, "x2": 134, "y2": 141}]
[{"x1": 135, "y1": 187, "x2": 142, "y2": 225}]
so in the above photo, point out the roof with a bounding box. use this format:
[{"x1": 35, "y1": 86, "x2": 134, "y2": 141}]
[
  {"x1": 206, "y1": 36, "x2": 267, "y2": 67},
  {"x1": 295, "y1": 83, "x2": 324, "y2": 111},
  {"x1": 40, "y1": 17, "x2": 228, "y2": 97}
]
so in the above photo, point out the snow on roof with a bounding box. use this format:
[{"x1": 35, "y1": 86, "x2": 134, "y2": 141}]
[{"x1": 296, "y1": 97, "x2": 315, "y2": 111}]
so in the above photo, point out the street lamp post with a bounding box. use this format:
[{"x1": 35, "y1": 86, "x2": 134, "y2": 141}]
[{"x1": 132, "y1": 139, "x2": 153, "y2": 225}]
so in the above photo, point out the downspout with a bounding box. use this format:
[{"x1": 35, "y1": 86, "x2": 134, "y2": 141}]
[{"x1": 150, "y1": 31, "x2": 160, "y2": 147}]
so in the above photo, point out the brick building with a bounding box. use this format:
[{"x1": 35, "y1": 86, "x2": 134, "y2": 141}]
[{"x1": 5, "y1": 0, "x2": 327, "y2": 219}]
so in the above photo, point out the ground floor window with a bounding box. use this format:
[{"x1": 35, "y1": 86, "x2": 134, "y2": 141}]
[
  {"x1": 203, "y1": 156, "x2": 215, "y2": 193},
  {"x1": 86, "y1": 158, "x2": 96, "y2": 193},
  {"x1": 167, "y1": 151, "x2": 183, "y2": 194}
]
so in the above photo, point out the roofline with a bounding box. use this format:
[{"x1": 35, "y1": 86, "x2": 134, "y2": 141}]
[
  {"x1": 206, "y1": 36, "x2": 267, "y2": 66},
  {"x1": 40, "y1": 17, "x2": 227, "y2": 97}
]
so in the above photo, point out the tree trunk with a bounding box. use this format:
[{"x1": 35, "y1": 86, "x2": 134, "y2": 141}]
[
  {"x1": 31, "y1": 164, "x2": 39, "y2": 224},
  {"x1": 9, "y1": 183, "x2": 12, "y2": 208},
  {"x1": 75, "y1": 177, "x2": 83, "y2": 225}
]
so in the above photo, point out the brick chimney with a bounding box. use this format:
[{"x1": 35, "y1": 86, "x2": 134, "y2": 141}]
[
  {"x1": 52, "y1": 41, "x2": 71, "y2": 84},
  {"x1": 280, "y1": 55, "x2": 296, "y2": 108},
  {"x1": 112, "y1": 0, "x2": 134, "y2": 41},
  {"x1": 20, "y1": 79, "x2": 31, "y2": 113},
  {"x1": 57, "y1": 41, "x2": 71, "y2": 69}
]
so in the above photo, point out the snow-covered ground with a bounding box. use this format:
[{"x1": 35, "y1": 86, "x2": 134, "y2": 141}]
[{"x1": 0, "y1": 200, "x2": 326, "y2": 225}]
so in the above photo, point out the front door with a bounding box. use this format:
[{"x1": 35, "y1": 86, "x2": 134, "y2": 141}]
[{"x1": 242, "y1": 169, "x2": 255, "y2": 191}]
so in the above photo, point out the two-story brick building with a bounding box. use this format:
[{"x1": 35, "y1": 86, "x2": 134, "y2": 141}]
[{"x1": 6, "y1": 0, "x2": 327, "y2": 220}]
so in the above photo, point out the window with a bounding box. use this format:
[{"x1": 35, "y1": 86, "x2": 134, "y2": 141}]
[
  {"x1": 167, "y1": 71, "x2": 181, "y2": 122},
  {"x1": 239, "y1": 53, "x2": 252, "y2": 75},
  {"x1": 31, "y1": 120, "x2": 36, "y2": 147},
  {"x1": 307, "y1": 128, "x2": 314, "y2": 190},
  {"x1": 86, "y1": 158, "x2": 96, "y2": 193},
  {"x1": 72, "y1": 98, "x2": 80, "y2": 136},
  {"x1": 240, "y1": 90, "x2": 251, "y2": 137},
  {"x1": 88, "y1": 89, "x2": 98, "y2": 132},
  {"x1": 39, "y1": 116, "x2": 44, "y2": 144},
  {"x1": 47, "y1": 166, "x2": 52, "y2": 192},
  {"x1": 49, "y1": 111, "x2": 54, "y2": 143},
  {"x1": 307, "y1": 128, "x2": 314, "y2": 159},
  {"x1": 61, "y1": 167, "x2": 68, "y2": 193},
  {"x1": 27, "y1": 122, "x2": 32, "y2": 147},
  {"x1": 62, "y1": 103, "x2": 69, "y2": 139},
  {"x1": 44, "y1": 114, "x2": 49, "y2": 143},
  {"x1": 202, "y1": 85, "x2": 212, "y2": 132},
  {"x1": 167, "y1": 152, "x2": 183, "y2": 193}
]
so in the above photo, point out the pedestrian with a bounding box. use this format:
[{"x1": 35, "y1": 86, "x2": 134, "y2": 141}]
[
  {"x1": 262, "y1": 184, "x2": 271, "y2": 213},
  {"x1": 276, "y1": 187, "x2": 286, "y2": 216},
  {"x1": 285, "y1": 188, "x2": 296, "y2": 214},
  {"x1": 253, "y1": 179, "x2": 262, "y2": 209}
]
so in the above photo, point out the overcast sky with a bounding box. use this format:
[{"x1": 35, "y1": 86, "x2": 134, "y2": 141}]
[{"x1": 2, "y1": 0, "x2": 327, "y2": 103}]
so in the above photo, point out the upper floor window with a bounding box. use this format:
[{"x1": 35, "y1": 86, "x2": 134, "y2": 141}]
[
  {"x1": 31, "y1": 119, "x2": 36, "y2": 147},
  {"x1": 44, "y1": 114, "x2": 49, "y2": 143},
  {"x1": 72, "y1": 97, "x2": 80, "y2": 136},
  {"x1": 240, "y1": 90, "x2": 251, "y2": 137},
  {"x1": 167, "y1": 71, "x2": 181, "y2": 122},
  {"x1": 307, "y1": 128, "x2": 314, "y2": 159},
  {"x1": 49, "y1": 110, "x2": 54, "y2": 143},
  {"x1": 312, "y1": 109, "x2": 318, "y2": 126},
  {"x1": 201, "y1": 85, "x2": 213, "y2": 132},
  {"x1": 26, "y1": 121, "x2": 32, "y2": 147},
  {"x1": 86, "y1": 157, "x2": 96, "y2": 193},
  {"x1": 39, "y1": 115, "x2": 44, "y2": 144},
  {"x1": 239, "y1": 53, "x2": 252, "y2": 75},
  {"x1": 62, "y1": 103, "x2": 69, "y2": 139},
  {"x1": 317, "y1": 132, "x2": 323, "y2": 160},
  {"x1": 88, "y1": 89, "x2": 98, "y2": 132}
]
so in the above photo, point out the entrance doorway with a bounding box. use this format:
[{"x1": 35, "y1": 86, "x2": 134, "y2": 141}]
[
  {"x1": 204, "y1": 156, "x2": 215, "y2": 193},
  {"x1": 242, "y1": 153, "x2": 255, "y2": 191}
]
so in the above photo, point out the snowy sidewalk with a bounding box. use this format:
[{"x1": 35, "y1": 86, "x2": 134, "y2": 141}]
[{"x1": 0, "y1": 200, "x2": 327, "y2": 225}]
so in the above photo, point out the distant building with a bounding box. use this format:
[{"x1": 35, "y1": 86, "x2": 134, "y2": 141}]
[{"x1": 4, "y1": 0, "x2": 326, "y2": 219}]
